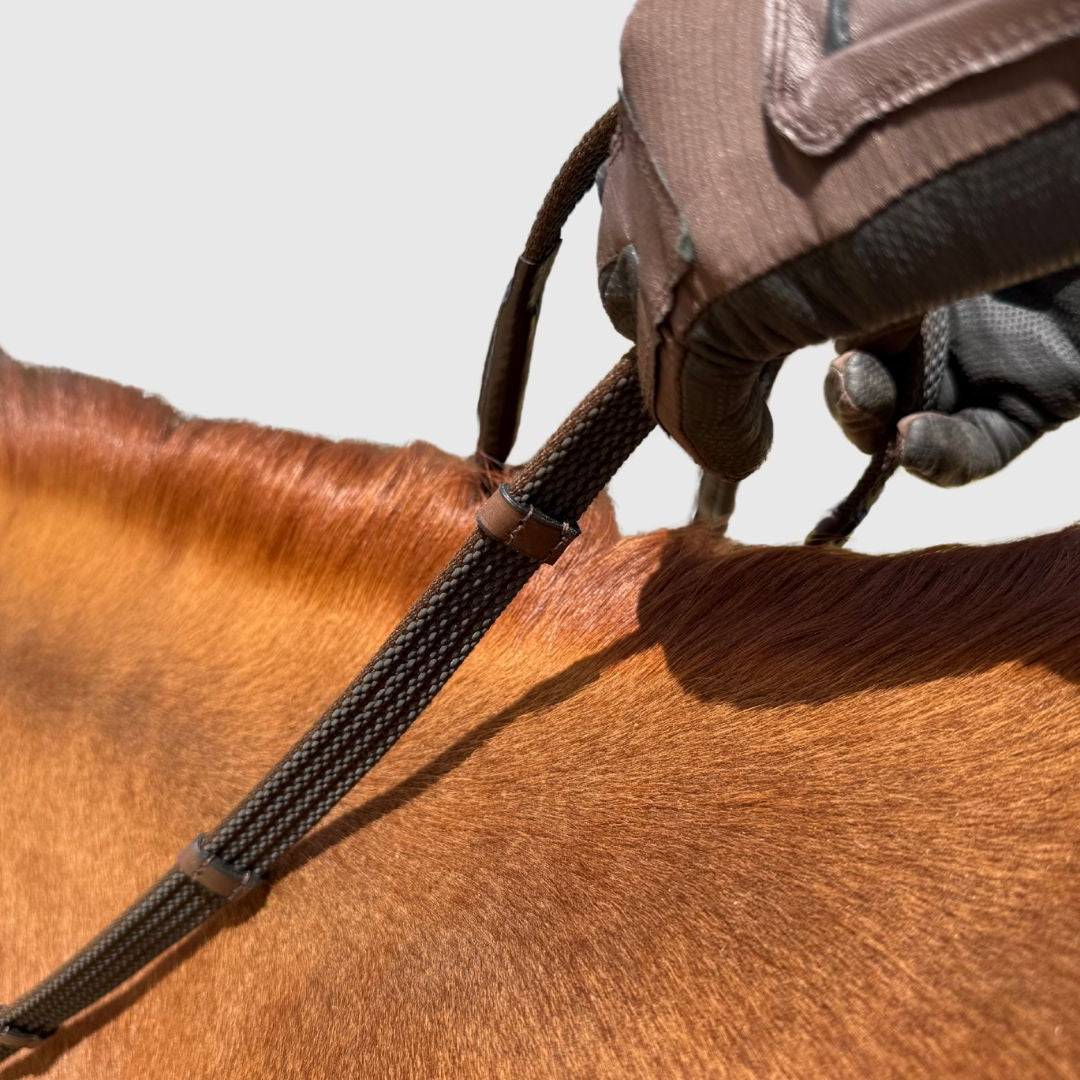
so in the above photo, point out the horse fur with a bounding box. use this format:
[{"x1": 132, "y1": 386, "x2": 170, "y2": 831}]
[{"x1": 1, "y1": 351, "x2": 1078, "y2": 1079}]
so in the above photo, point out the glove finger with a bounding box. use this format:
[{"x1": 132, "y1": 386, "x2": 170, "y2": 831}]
[
  {"x1": 824, "y1": 350, "x2": 898, "y2": 454},
  {"x1": 896, "y1": 407, "x2": 1037, "y2": 487},
  {"x1": 677, "y1": 346, "x2": 776, "y2": 480}
]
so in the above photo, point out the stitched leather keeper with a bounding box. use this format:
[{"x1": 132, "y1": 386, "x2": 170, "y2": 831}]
[
  {"x1": 0, "y1": 1018, "x2": 44, "y2": 1050},
  {"x1": 476, "y1": 246, "x2": 560, "y2": 467},
  {"x1": 476, "y1": 483, "x2": 579, "y2": 564},
  {"x1": 176, "y1": 836, "x2": 263, "y2": 901}
]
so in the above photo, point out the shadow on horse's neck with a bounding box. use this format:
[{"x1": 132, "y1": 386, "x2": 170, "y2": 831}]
[
  {"x1": 279, "y1": 514, "x2": 1080, "y2": 884},
  {"x1": 276, "y1": 628, "x2": 650, "y2": 883}
]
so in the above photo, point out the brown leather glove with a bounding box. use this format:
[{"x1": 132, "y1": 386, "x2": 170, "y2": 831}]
[
  {"x1": 826, "y1": 268, "x2": 1080, "y2": 485},
  {"x1": 597, "y1": 0, "x2": 1080, "y2": 481}
]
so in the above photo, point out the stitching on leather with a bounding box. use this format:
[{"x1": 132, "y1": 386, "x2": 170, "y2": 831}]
[
  {"x1": 690, "y1": 111, "x2": 1080, "y2": 364},
  {"x1": 775, "y1": 2, "x2": 1080, "y2": 142},
  {"x1": 506, "y1": 506, "x2": 533, "y2": 549},
  {"x1": 190, "y1": 860, "x2": 215, "y2": 891},
  {"x1": 507, "y1": 506, "x2": 562, "y2": 561},
  {"x1": 768, "y1": 0, "x2": 1080, "y2": 149},
  {"x1": 549, "y1": 529, "x2": 572, "y2": 561},
  {"x1": 185, "y1": 844, "x2": 247, "y2": 899}
]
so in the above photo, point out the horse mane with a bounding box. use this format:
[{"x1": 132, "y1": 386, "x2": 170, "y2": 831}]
[{"x1": 0, "y1": 349, "x2": 618, "y2": 588}]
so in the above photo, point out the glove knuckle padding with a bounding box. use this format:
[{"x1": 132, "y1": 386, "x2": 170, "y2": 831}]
[{"x1": 597, "y1": 0, "x2": 1080, "y2": 477}]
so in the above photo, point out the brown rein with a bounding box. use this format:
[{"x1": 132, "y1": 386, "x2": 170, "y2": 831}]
[{"x1": 0, "y1": 110, "x2": 645, "y2": 1064}]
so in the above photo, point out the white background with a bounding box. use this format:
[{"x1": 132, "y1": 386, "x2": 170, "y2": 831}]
[{"x1": 0, "y1": 0, "x2": 1075, "y2": 552}]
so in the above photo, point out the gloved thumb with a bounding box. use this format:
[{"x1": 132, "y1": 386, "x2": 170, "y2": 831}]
[{"x1": 896, "y1": 407, "x2": 1037, "y2": 486}]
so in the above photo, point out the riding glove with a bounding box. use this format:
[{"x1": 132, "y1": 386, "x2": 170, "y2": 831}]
[
  {"x1": 825, "y1": 267, "x2": 1080, "y2": 485},
  {"x1": 597, "y1": 0, "x2": 1080, "y2": 481}
]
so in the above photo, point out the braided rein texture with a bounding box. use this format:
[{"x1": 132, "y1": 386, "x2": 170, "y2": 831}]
[
  {"x1": 0, "y1": 355, "x2": 654, "y2": 1056},
  {"x1": 805, "y1": 309, "x2": 950, "y2": 547}
]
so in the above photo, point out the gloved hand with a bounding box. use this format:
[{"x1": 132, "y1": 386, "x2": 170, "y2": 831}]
[
  {"x1": 825, "y1": 268, "x2": 1080, "y2": 486},
  {"x1": 596, "y1": 0, "x2": 1080, "y2": 484}
]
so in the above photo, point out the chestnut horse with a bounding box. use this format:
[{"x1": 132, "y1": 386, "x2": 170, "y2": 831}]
[{"x1": 2, "y1": 350, "x2": 1078, "y2": 1078}]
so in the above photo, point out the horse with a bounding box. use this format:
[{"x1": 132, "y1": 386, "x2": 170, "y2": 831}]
[{"x1": 2, "y1": 348, "x2": 1078, "y2": 1077}]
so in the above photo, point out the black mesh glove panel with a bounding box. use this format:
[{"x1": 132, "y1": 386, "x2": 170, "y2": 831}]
[{"x1": 825, "y1": 267, "x2": 1080, "y2": 486}]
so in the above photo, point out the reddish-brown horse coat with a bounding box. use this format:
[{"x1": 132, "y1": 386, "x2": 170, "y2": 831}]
[{"x1": 1, "y1": 351, "x2": 1078, "y2": 1078}]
